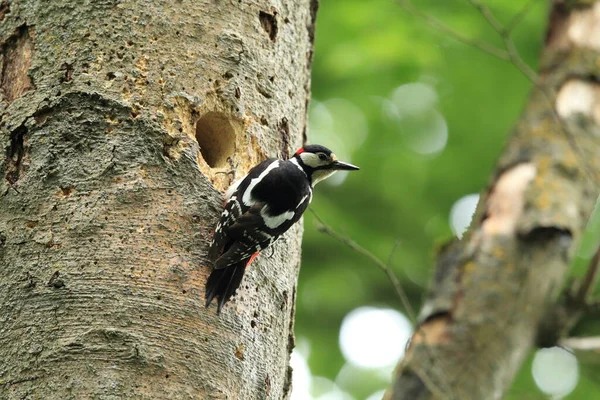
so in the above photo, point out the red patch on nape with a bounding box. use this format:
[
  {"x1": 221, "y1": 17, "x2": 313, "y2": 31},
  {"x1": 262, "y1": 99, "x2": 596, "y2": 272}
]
[
  {"x1": 246, "y1": 252, "x2": 260, "y2": 266},
  {"x1": 295, "y1": 147, "x2": 305, "y2": 155}
]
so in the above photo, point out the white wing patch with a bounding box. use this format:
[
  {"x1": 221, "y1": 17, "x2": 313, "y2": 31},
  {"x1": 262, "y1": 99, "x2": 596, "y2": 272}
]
[
  {"x1": 261, "y1": 204, "x2": 295, "y2": 229},
  {"x1": 229, "y1": 196, "x2": 242, "y2": 216},
  {"x1": 290, "y1": 157, "x2": 307, "y2": 176},
  {"x1": 242, "y1": 160, "x2": 280, "y2": 206},
  {"x1": 224, "y1": 177, "x2": 244, "y2": 201}
]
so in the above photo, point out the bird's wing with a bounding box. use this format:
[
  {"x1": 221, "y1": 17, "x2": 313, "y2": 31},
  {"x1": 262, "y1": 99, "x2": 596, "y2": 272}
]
[
  {"x1": 207, "y1": 159, "x2": 277, "y2": 262},
  {"x1": 207, "y1": 193, "x2": 245, "y2": 261},
  {"x1": 214, "y1": 202, "x2": 277, "y2": 269},
  {"x1": 214, "y1": 191, "x2": 310, "y2": 270}
]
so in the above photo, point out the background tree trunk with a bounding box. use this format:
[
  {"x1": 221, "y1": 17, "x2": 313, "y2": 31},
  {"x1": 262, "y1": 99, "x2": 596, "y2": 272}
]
[
  {"x1": 0, "y1": 0, "x2": 317, "y2": 398},
  {"x1": 387, "y1": 1, "x2": 600, "y2": 399}
]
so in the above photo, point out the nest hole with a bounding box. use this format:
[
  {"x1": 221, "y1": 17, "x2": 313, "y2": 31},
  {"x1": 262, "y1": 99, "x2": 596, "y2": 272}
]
[
  {"x1": 259, "y1": 11, "x2": 278, "y2": 42},
  {"x1": 195, "y1": 112, "x2": 236, "y2": 168}
]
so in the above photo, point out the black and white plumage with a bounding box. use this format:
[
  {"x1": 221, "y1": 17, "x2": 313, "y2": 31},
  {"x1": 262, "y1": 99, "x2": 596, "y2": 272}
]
[{"x1": 205, "y1": 144, "x2": 359, "y2": 313}]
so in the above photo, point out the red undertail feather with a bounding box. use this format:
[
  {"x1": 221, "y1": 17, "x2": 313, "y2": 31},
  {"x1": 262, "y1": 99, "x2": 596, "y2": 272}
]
[{"x1": 247, "y1": 252, "x2": 260, "y2": 266}]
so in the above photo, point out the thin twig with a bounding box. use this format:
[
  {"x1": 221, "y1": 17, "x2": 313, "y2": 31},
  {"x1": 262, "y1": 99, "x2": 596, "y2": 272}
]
[
  {"x1": 576, "y1": 247, "x2": 600, "y2": 304},
  {"x1": 465, "y1": 0, "x2": 598, "y2": 182},
  {"x1": 396, "y1": 0, "x2": 597, "y2": 182},
  {"x1": 309, "y1": 209, "x2": 459, "y2": 398},
  {"x1": 397, "y1": 0, "x2": 510, "y2": 61},
  {"x1": 466, "y1": 0, "x2": 538, "y2": 82},
  {"x1": 386, "y1": 239, "x2": 402, "y2": 268},
  {"x1": 560, "y1": 336, "x2": 600, "y2": 350},
  {"x1": 308, "y1": 208, "x2": 417, "y2": 322},
  {"x1": 468, "y1": 0, "x2": 504, "y2": 33},
  {"x1": 506, "y1": 0, "x2": 540, "y2": 34}
]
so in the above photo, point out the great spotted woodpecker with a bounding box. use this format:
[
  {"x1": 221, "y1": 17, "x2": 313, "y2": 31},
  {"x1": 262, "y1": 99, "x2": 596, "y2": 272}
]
[{"x1": 205, "y1": 144, "x2": 359, "y2": 313}]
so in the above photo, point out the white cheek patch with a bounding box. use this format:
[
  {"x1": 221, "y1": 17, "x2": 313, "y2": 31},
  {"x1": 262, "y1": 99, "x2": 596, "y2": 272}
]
[{"x1": 300, "y1": 152, "x2": 320, "y2": 168}]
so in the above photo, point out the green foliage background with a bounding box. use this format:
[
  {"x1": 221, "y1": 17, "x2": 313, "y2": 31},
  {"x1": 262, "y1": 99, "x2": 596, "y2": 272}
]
[{"x1": 295, "y1": 1, "x2": 600, "y2": 399}]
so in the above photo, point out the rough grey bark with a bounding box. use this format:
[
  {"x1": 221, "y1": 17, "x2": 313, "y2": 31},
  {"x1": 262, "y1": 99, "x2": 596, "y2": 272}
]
[
  {"x1": 0, "y1": 0, "x2": 317, "y2": 399},
  {"x1": 387, "y1": 1, "x2": 600, "y2": 399}
]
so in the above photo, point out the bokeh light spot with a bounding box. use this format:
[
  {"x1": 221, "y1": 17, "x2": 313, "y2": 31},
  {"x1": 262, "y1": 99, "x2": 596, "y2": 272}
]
[
  {"x1": 311, "y1": 376, "x2": 354, "y2": 400},
  {"x1": 365, "y1": 390, "x2": 386, "y2": 400},
  {"x1": 335, "y1": 362, "x2": 392, "y2": 397},
  {"x1": 532, "y1": 347, "x2": 579, "y2": 398},
  {"x1": 383, "y1": 82, "x2": 448, "y2": 156},
  {"x1": 449, "y1": 194, "x2": 479, "y2": 239},
  {"x1": 392, "y1": 82, "x2": 438, "y2": 116},
  {"x1": 397, "y1": 110, "x2": 448, "y2": 155},
  {"x1": 308, "y1": 99, "x2": 367, "y2": 186},
  {"x1": 339, "y1": 307, "x2": 412, "y2": 369},
  {"x1": 291, "y1": 350, "x2": 312, "y2": 400}
]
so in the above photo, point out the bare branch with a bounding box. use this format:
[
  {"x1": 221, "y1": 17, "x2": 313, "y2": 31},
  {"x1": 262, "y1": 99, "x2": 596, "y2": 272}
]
[
  {"x1": 398, "y1": 0, "x2": 596, "y2": 179},
  {"x1": 396, "y1": 0, "x2": 595, "y2": 179},
  {"x1": 467, "y1": 0, "x2": 505, "y2": 33},
  {"x1": 310, "y1": 209, "x2": 458, "y2": 397},
  {"x1": 506, "y1": 0, "x2": 540, "y2": 34},
  {"x1": 465, "y1": 0, "x2": 598, "y2": 182},
  {"x1": 386, "y1": 239, "x2": 403, "y2": 269},
  {"x1": 560, "y1": 336, "x2": 600, "y2": 350},
  {"x1": 466, "y1": 0, "x2": 538, "y2": 82},
  {"x1": 576, "y1": 247, "x2": 600, "y2": 304},
  {"x1": 308, "y1": 208, "x2": 417, "y2": 322},
  {"x1": 397, "y1": 0, "x2": 510, "y2": 61}
]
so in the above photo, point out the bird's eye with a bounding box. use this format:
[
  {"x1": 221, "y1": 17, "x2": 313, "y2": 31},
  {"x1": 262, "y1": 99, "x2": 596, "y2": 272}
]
[{"x1": 318, "y1": 153, "x2": 328, "y2": 161}]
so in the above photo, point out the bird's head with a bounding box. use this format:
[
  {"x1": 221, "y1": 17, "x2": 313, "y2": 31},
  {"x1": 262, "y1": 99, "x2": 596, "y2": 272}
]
[{"x1": 293, "y1": 144, "x2": 359, "y2": 185}]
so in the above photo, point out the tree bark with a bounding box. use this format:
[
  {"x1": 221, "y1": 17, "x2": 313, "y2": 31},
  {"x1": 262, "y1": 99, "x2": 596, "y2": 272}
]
[
  {"x1": 0, "y1": 0, "x2": 317, "y2": 398},
  {"x1": 387, "y1": 1, "x2": 600, "y2": 399}
]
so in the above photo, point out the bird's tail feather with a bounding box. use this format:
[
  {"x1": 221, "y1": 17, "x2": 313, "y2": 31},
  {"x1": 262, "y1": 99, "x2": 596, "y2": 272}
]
[{"x1": 205, "y1": 261, "x2": 247, "y2": 313}]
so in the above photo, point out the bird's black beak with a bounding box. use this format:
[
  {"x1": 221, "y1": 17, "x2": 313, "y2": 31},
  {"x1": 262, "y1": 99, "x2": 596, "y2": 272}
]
[{"x1": 331, "y1": 160, "x2": 360, "y2": 171}]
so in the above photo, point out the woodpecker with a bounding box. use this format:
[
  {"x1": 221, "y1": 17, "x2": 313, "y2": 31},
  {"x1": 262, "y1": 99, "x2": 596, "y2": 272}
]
[{"x1": 205, "y1": 144, "x2": 359, "y2": 313}]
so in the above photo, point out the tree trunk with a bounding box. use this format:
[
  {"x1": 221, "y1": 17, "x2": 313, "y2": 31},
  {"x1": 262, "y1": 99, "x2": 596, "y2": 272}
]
[
  {"x1": 387, "y1": 1, "x2": 600, "y2": 399},
  {"x1": 0, "y1": 1, "x2": 316, "y2": 398}
]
